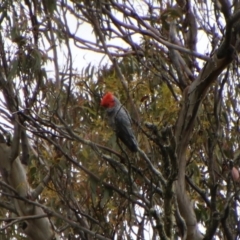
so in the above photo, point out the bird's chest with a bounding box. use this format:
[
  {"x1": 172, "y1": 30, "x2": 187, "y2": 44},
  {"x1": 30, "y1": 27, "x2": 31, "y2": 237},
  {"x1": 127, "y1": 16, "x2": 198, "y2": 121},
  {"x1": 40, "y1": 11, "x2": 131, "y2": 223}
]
[{"x1": 106, "y1": 110, "x2": 117, "y2": 129}]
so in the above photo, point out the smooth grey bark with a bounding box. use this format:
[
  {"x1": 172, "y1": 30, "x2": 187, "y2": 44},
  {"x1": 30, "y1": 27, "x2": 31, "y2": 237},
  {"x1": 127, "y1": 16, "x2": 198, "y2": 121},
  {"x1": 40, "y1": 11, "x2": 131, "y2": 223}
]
[
  {"x1": 0, "y1": 143, "x2": 59, "y2": 240},
  {"x1": 174, "y1": 9, "x2": 240, "y2": 240}
]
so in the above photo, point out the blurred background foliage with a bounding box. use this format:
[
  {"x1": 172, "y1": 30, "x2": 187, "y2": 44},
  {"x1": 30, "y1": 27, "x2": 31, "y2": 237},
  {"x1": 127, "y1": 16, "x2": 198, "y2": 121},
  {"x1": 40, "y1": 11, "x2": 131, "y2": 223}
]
[{"x1": 0, "y1": 0, "x2": 239, "y2": 239}]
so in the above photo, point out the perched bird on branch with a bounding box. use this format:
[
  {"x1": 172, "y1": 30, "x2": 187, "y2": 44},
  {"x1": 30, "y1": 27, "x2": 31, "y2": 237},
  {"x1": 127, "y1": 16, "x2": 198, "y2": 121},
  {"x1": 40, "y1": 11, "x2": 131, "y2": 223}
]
[{"x1": 101, "y1": 92, "x2": 138, "y2": 152}]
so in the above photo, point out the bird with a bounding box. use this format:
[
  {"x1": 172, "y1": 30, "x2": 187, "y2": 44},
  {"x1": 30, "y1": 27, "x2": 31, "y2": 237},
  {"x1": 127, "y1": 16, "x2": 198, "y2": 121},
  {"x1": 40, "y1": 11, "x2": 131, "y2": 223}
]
[{"x1": 101, "y1": 92, "x2": 138, "y2": 152}]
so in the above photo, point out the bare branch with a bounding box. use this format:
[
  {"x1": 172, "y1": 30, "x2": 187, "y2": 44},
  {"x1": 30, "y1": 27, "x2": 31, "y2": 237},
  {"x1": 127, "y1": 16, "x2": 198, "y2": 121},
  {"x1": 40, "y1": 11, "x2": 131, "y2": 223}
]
[{"x1": 0, "y1": 214, "x2": 48, "y2": 231}]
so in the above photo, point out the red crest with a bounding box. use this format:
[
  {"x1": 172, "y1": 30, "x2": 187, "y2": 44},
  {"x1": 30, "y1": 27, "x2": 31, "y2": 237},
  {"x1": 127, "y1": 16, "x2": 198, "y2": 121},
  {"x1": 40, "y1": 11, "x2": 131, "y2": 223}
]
[{"x1": 101, "y1": 92, "x2": 115, "y2": 108}]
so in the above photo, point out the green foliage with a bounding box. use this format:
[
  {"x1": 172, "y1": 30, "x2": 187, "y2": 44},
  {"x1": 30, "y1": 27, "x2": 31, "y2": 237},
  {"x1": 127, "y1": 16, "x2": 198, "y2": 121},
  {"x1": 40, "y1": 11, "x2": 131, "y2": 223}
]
[{"x1": 0, "y1": 0, "x2": 240, "y2": 240}]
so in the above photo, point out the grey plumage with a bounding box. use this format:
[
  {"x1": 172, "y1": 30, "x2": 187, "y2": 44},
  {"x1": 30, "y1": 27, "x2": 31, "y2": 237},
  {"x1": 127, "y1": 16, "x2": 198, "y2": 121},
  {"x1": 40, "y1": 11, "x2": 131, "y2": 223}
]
[{"x1": 101, "y1": 94, "x2": 138, "y2": 152}]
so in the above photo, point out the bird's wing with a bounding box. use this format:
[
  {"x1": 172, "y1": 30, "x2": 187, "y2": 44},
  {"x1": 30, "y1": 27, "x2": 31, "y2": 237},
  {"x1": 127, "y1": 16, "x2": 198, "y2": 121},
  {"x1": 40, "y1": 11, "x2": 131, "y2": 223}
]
[{"x1": 114, "y1": 106, "x2": 138, "y2": 152}]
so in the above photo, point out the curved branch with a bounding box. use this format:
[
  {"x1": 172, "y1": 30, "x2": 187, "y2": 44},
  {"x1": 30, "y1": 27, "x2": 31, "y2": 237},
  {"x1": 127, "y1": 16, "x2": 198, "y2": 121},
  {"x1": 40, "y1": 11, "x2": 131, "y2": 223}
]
[
  {"x1": 9, "y1": 116, "x2": 21, "y2": 164},
  {"x1": 104, "y1": 4, "x2": 210, "y2": 61},
  {"x1": 217, "y1": 10, "x2": 240, "y2": 58},
  {"x1": 0, "y1": 190, "x2": 111, "y2": 240},
  {"x1": 0, "y1": 214, "x2": 48, "y2": 231}
]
